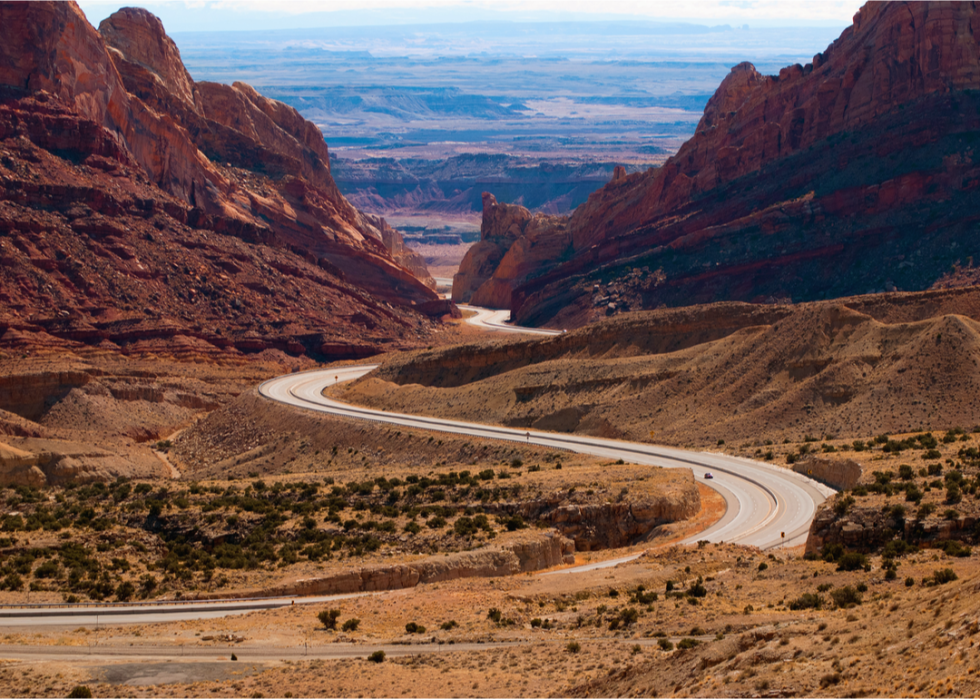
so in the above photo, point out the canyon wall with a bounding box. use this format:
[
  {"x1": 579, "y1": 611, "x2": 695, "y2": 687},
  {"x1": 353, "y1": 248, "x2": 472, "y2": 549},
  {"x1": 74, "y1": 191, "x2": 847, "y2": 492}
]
[
  {"x1": 0, "y1": 3, "x2": 447, "y2": 360},
  {"x1": 455, "y1": 2, "x2": 980, "y2": 328}
]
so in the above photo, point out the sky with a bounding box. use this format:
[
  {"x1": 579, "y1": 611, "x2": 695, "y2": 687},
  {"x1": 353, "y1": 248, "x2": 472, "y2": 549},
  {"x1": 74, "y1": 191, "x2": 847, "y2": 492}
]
[{"x1": 77, "y1": 0, "x2": 864, "y2": 32}]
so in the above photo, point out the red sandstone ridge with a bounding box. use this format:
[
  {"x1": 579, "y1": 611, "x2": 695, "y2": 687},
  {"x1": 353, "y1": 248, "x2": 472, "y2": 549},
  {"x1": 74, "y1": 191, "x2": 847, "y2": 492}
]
[
  {"x1": 0, "y1": 2, "x2": 450, "y2": 358},
  {"x1": 452, "y1": 192, "x2": 569, "y2": 308},
  {"x1": 454, "y1": 1, "x2": 980, "y2": 328}
]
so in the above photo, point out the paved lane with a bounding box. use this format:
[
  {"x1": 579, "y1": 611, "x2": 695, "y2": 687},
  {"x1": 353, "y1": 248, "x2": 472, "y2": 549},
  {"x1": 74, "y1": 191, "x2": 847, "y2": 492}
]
[{"x1": 260, "y1": 365, "x2": 832, "y2": 551}]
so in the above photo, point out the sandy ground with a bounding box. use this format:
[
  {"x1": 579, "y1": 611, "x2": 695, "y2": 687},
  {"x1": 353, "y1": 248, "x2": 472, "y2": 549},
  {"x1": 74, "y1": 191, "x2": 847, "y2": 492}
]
[{"x1": 5, "y1": 538, "x2": 980, "y2": 697}]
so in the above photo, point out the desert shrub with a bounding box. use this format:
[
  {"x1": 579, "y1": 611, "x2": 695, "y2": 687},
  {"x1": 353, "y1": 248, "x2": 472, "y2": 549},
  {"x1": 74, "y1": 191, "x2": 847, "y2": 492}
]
[
  {"x1": 115, "y1": 581, "x2": 135, "y2": 601},
  {"x1": 426, "y1": 516, "x2": 447, "y2": 529},
  {"x1": 342, "y1": 618, "x2": 360, "y2": 632},
  {"x1": 454, "y1": 516, "x2": 476, "y2": 536},
  {"x1": 1, "y1": 573, "x2": 23, "y2": 591},
  {"x1": 368, "y1": 650, "x2": 385, "y2": 663},
  {"x1": 68, "y1": 686, "x2": 93, "y2": 698},
  {"x1": 905, "y1": 576, "x2": 915, "y2": 587},
  {"x1": 440, "y1": 620, "x2": 458, "y2": 631},
  {"x1": 405, "y1": 622, "x2": 426, "y2": 634},
  {"x1": 658, "y1": 638, "x2": 674, "y2": 651},
  {"x1": 833, "y1": 495, "x2": 855, "y2": 516},
  {"x1": 788, "y1": 593, "x2": 823, "y2": 610},
  {"x1": 938, "y1": 540, "x2": 972, "y2": 557},
  {"x1": 881, "y1": 539, "x2": 919, "y2": 559},
  {"x1": 501, "y1": 515, "x2": 525, "y2": 531},
  {"x1": 820, "y1": 673, "x2": 842, "y2": 688},
  {"x1": 566, "y1": 641, "x2": 581, "y2": 653},
  {"x1": 487, "y1": 608, "x2": 502, "y2": 623},
  {"x1": 616, "y1": 607, "x2": 639, "y2": 628},
  {"x1": 318, "y1": 609, "x2": 341, "y2": 630},
  {"x1": 830, "y1": 586, "x2": 863, "y2": 608},
  {"x1": 34, "y1": 560, "x2": 60, "y2": 578},
  {"x1": 836, "y1": 552, "x2": 868, "y2": 572},
  {"x1": 929, "y1": 568, "x2": 958, "y2": 585},
  {"x1": 757, "y1": 562, "x2": 768, "y2": 572},
  {"x1": 677, "y1": 638, "x2": 701, "y2": 650},
  {"x1": 946, "y1": 484, "x2": 963, "y2": 504},
  {"x1": 687, "y1": 577, "x2": 707, "y2": 597}
]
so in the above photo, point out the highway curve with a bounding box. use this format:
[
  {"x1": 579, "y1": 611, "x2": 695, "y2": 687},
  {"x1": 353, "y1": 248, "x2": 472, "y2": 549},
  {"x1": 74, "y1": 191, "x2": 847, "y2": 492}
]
[
  {"x1": 1, "y1": 308, "x2": 832, "y2": 627},
  {"x1": 259, "y1": 307, "x2": 834, "y2": 552}
]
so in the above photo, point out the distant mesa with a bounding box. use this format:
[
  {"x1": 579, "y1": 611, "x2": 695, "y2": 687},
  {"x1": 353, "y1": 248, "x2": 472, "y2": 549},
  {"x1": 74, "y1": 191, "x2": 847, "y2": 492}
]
[
  {"x1": 454, "y1": 1, "x2": 980, "y2": 329},
  {"x1": 0, "y1": 2, "x2": 452, "y2": 359}
]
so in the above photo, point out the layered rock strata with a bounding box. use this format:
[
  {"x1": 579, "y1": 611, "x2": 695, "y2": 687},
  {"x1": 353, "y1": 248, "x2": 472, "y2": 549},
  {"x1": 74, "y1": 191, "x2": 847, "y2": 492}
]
[
  {"x1": 0, "y1": 3, "x2": 447, "y2": 358},
  {"x1": 191, "y1": 531, "x2": 575, "y2": 600},
  {"x1": 455, "y1": 2, "x2": 980, "y2": 328}
]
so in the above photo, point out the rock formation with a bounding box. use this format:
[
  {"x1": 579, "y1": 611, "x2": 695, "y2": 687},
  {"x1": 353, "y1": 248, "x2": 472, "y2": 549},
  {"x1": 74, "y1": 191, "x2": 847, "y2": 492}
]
[
  {"x1": 793, "y1": 456, "x2": 863, "y2": 491},
  {"x1": 453, "y1": 193, "x2": 570, "y2": 309},
  {"x1": 0, "y1": 441, "x2": 44, "y2": 487},
  {"x1": 806, "y1": 498, "x2": 978, "y2": 555},
  {"x1": 0, "y1": 2, "x2": 447, "y2": 359},
  {"x1": 455, "y1": 2, "x2": 980, "y2": 328},
  {"x1": 191, "y1": 531, "x2": 576, "y2": 600}
]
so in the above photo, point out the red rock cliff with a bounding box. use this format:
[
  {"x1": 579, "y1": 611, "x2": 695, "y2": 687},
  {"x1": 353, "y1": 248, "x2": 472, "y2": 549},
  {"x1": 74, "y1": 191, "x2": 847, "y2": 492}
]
[
  {"x1": 0, "y1": 2, "x2": 448, "y2": 359},
  {"x1": 456, "y1": 2, "x2": 980, "y2": 327}
]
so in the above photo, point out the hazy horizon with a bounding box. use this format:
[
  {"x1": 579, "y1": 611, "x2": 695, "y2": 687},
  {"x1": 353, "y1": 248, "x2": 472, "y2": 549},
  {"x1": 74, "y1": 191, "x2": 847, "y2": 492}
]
[{"x1": 77, "y1": 0, "x2": 859, "y2": 33}]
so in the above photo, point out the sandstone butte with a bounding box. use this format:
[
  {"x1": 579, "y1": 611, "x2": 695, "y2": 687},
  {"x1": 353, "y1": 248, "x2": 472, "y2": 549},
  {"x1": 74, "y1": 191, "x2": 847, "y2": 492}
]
[
  {"x1": 454, "y1": 1, "x2": 980, "y2": 328},
  {"x1": 0, "y1": 3, "x2": 453, "y2": 360}
]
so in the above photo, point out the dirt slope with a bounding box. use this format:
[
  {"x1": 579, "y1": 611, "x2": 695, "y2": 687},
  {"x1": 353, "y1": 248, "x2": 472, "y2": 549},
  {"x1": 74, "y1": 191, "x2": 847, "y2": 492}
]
[{"x1": 346, "y1": 288, "x2": 980, "y2": 446}]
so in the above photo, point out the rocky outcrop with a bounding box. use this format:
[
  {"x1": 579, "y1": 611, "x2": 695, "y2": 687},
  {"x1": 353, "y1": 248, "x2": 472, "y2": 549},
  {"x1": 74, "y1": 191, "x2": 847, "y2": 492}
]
[
  {"x1": 0, "y1": 441, "x2": 44, "y2": 487},
  {"x1": 453, "y1": 193, "x2": 532, "y2": 303},
  {"x1": 0, "y1": 438, "x2": 165, "y2": 487},
  {"x1": 497, "y1": 473, "x2": 701, "y2": 550},
  {"x1": 0, "y1": 2, "x2": 446, "y2": 358},
  {"x1": 374, "y1": 301, "x2": 793, "y2": 389},
  {"x1": 806, "y1": 499, "x2": 979, "y2": 555},
  {"x1": 793, "y1": 456, "x2": 863, "y2": 491},
  {"x1": 0, "y1": 371, "x2": 93, "y2": 421},
  {"x1": 190, "y1": 531, "x2": 575, "y2": 600},
  {"x1": 457, "y1": 2, "x2": 980, "y2": 328},
  {"x1": 453, "y1": 193, "x2": 571, "y2": 308}
]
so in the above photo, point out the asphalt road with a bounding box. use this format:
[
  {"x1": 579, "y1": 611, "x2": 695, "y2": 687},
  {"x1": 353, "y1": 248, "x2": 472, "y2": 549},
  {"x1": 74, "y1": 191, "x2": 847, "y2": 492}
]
[
  {"x1": 260, "y1": 366, "x2": 832, "y2": 555},
  {"x1": 2, "y1": 306, "x2": 831, "y2": 628},
  {"x1": 457, "y1": 304, "x2": 563, "y2": 336}
]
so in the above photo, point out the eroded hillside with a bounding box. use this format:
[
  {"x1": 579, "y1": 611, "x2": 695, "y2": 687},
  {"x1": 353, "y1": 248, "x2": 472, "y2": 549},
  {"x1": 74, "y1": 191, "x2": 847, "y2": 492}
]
[
  {"x1": 345, "y1": 287, "x2": 980, "y2": 446},
  {"x1": 454, "y1": 2, "x2": 980, "y2": 328},
  {"x1": 0, "y1": 3, "x2": 450, "y2": 360}
]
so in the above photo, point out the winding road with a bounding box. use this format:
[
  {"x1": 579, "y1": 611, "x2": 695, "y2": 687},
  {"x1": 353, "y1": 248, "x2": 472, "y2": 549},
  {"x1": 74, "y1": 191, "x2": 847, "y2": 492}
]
[
  {"x1": 259, "y1": 364, "x2": 832, "y2": 554},
  {"x1": 0, "y1": 306, "x2": 832, "y2": 628}
]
